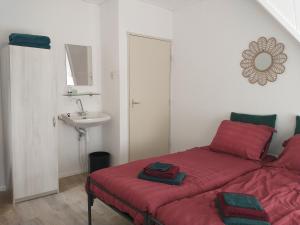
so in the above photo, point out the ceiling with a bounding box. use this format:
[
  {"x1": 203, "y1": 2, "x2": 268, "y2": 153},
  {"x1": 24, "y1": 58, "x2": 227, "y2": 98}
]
[
  {"x1": 139, "y1": 0, "x2": 200, "y2": 11},
  {"x1": 82, "y1": 0, "x2": 106, "y2": 4},
  {"x1": 83, "y1": 0, "x2": 200, "y2": 11}
]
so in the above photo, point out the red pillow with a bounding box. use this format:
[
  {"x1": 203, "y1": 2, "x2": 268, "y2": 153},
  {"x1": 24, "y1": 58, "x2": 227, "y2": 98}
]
[
  {"x1": 271, "y1": 135, "x2": 300, "y2": 171},
  {"x1": 210, "y1": 120, "x2": 275, "y2": 160}
]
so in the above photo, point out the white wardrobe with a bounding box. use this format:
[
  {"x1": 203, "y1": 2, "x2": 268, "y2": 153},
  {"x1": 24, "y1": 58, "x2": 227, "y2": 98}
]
[{"x1": 0, "y1": 45, "x2": 58, "y2": 203}]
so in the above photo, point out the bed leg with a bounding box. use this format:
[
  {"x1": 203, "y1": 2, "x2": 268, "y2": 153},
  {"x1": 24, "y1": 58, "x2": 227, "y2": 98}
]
[
  {"x1": 88, "y1": 192, "x2": 93, "y2": 225},
  {"x1": 144, "y1": 214, "x2": 152, "y2": 225},
  {"x1": 149, "y1": 218, "x2": 154, "y2": 225},
  {"x1": 87, "y1": 176, "x2": 94, "y2": 225},
  {"x1": 148, "y1": 216, "x2": 162, "y2": 225}
]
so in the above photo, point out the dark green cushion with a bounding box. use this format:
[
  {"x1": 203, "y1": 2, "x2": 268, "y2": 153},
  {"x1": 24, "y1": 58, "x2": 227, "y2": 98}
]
[
  {"x1": 230, "y1": 112, "x2": 277, "y2": 128},
  {"x1": 295, "y1": 116, "x2": 300, "y2": 135}
]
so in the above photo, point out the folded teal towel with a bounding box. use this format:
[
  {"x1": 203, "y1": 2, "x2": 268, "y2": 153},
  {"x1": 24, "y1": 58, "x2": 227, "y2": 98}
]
[
  {"x1": 215, "y1": 199, "x2": 270, "y2": 225},
  {"x1": 150, "y1": 162, "x2": 172, "y2": 171},
  {"x1": 9, "y1": 33, "x2": 50, "y2": 45},
  {"x1": 9, "y1": 42, "x2": 50, "y2": 49},
  {"x1": 223, "y1": 193, "x2": 263, "y2": 210},
  {"x1": 138, "y1": 171, "x2": 186, "y2": 185}
]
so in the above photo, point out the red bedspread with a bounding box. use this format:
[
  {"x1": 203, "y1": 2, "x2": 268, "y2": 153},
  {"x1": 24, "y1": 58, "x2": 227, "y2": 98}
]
[
  {"x1": 156, "y1": 167, "x2": 300, "y2": 225},
  {"x1": 88, "y1": 147, "x2": 260, "y2": 225}
]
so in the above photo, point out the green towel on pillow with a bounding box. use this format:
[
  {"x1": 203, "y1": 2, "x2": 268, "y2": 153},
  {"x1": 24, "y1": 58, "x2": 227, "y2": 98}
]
[
  {"x1": 215, "y1": 199, "x2": 270, "y2": 225},
  {"x1": 138, "y1": 171, "x2": 186, "y2": 185},
  {"x1": 295, "y1": 116, "x2": 300, "y2": 135},
  {"x1": 230, "y1": 112, "x2": 276, "y2": 128},
  {"x1": 223, "y1": 193, "x2": 263, "y2": 210}
]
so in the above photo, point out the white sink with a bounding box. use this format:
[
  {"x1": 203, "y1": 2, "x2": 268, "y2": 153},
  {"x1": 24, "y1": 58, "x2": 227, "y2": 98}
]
[{"x1": 59, "y1": 112, "x2": 111, "y2": 129}]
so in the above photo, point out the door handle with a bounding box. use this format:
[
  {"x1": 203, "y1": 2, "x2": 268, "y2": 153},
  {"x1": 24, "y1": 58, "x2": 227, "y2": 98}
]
[{"x1": 131, "y1": 99, "x2": 141, "y2": 107}]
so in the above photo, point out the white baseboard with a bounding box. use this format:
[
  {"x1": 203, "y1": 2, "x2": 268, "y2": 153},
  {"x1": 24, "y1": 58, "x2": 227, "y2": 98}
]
[
  {"x1": 59, "y1": 169, "x2": 87, "y2": 179},
  {"x1": 0, "y1": 185, "x2": 6, "y2": 192}
]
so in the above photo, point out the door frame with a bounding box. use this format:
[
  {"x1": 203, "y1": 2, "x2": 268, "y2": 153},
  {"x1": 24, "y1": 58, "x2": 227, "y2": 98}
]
[{"x1": 127, "y1": 32, "x2": 172, "y2": 161}]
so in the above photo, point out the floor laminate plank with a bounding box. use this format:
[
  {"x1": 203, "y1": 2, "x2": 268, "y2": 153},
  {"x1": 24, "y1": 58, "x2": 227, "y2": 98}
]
[{"x1": 0, "y1": 174, "x2": 132, "y2": 225}]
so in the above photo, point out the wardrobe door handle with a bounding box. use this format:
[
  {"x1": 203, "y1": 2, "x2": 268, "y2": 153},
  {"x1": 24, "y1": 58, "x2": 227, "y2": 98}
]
[{"x1": 53, "y1": 116, "x2": 56, "y2": 127}]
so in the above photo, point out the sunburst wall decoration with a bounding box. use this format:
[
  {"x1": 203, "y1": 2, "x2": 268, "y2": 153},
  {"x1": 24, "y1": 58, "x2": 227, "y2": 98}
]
[{"x1": 240, "y1": 37, "x2": 287, "y2": 86}]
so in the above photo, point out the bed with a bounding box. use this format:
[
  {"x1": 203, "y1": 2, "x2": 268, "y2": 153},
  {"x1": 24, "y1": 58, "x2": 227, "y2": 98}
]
[
  {"x1": 86, "y1": 146, "x2": 261, "y2": 225},
  {"x1": 154, "y1": 134, "x2": 300, "y2": 225},
  {"x1": 86, "y1": 116, "x2": 280, "y2": 225},
  {"x1": 155, "y1": 166, "x2": 300, "y2": 225}
]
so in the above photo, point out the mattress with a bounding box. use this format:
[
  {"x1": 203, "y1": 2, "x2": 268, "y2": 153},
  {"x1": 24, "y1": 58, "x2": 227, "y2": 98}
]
[
  {"x1": 156, "y1": 167, "x2": 300, "y2": 225},
  {"x1": 87, "y1": 147, "x2": 261, "y2": 225}
]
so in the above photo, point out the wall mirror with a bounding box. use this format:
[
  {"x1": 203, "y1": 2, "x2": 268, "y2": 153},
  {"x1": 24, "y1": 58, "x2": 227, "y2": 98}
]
[
  {"x1": 240, "y1": 37, "x2": 287, "y2": 86},
  {"x1": 65, "y1": 44, "x2": 93, "y2": 86},
  {"x1": 255, "y1": 52, "x2": 272, "y2": 71}
]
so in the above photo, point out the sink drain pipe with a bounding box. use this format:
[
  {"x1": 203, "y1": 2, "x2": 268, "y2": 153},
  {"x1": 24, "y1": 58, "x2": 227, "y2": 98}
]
[{"x1": 75, "y1": 127, "x2": 88, "y2": 172}]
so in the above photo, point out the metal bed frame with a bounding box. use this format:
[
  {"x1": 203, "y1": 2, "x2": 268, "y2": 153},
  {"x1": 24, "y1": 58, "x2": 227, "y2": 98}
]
[{"x1": 86, "y1": 176, "x2": 164, "y2": 225}]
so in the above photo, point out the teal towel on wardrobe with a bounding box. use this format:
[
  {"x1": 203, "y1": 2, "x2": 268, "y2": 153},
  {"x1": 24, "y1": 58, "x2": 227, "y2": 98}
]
[
  {"x1": 9, "y1": 42, "x2": 50, "y2": 49},
  {"x1": 9, "y1": 33, "x2": 50, "y2": 45},
  {"x1": 9, "y1": 33, "x2": 51, "y2": 49}
]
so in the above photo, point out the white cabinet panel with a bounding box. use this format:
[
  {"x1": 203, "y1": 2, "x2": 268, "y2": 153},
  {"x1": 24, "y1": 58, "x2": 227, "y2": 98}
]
[{"x1": 1, "y1": 46, "x2": 58, "y2": 203}]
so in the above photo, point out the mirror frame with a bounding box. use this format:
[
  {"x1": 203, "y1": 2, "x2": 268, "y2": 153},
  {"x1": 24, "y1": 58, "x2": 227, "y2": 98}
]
[
  {"x1": 240, "y1": 37, "x2": 287, "y2": 86},
  {"x1": 65, "y1": 44, "x2": 93, "y2": 87}
]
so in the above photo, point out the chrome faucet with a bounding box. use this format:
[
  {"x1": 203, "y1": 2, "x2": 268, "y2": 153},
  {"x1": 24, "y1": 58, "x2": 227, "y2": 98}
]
[{"x1": 76, "y1": 99, "x2": 86, "y2": 116}]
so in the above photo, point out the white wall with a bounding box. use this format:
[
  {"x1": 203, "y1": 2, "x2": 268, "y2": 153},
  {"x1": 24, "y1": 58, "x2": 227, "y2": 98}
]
[
  {"x1": 171, "y1": 0, "x2": 300, "y2": 155},
  {"x1": 0, "y1": 105, "x2": 4, "y2": 191},
  {"x1": 0, "y1": 0, "x2": 103, "y2": 188},
  {"x1": 101, "y1": 0, "x2": 121, "y2": 165},
  {"x1": 100, "y1": 0, "x2": 173, "y2": 165},
  {"x1": 118, "y1": 0, "x2": 173, "y2": 163}
]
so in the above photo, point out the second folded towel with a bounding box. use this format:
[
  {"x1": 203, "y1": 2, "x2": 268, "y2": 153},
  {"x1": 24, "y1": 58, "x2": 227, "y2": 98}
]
[{"x1": 215, "y1": 192, "x2": 270, "y2": 225}]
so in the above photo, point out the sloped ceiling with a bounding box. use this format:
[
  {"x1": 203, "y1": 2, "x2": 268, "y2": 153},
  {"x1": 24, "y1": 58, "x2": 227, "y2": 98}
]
[{"x1": 257, "y1": 0, "x2": 300, "y2": 42}]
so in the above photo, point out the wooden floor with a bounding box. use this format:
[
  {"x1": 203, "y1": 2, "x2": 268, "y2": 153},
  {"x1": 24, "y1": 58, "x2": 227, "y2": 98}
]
[{"x1": 0, "y1": 174, "x2": 132, "y2": 225}]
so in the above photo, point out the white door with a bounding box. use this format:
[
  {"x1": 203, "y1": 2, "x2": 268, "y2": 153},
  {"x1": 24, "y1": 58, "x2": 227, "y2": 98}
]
[
  {"x1": 129, "y1": 35, "x2": 171, "y2": 161},
  {"x1": 10, "y1": 46, "x2": 58, "y2": 202}
]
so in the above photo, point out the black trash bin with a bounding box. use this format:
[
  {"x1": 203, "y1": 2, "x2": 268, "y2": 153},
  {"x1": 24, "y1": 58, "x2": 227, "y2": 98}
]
[{"x1": 89, "y1": 152, "x2": 110, "y2": 173}]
